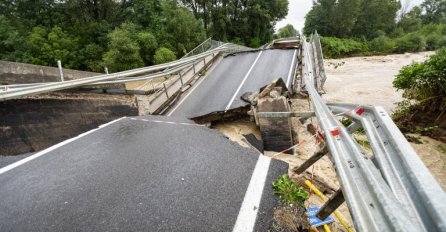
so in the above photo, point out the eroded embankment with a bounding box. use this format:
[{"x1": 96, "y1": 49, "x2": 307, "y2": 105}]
[{"x1": 0, "y1": 93, "x2": 139, "y2": 156}]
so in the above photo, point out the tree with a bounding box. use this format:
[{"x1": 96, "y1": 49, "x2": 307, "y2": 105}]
[
  {"x1": 181, "y1": 0, "x2": 289, "y2": 45},
  {"x1": 276, "y1": 24, "x2": 298, "y2": 38},
  {"x1": 156, "y1": 2, "x2": 206, "y2": 56},
  {"x1": 102, "y1": 23, "x2": 144, "y2": 72},
  {"x1": 398, "y1": 6, "x2": 423, "y2": 32},
  {"x1": 304, "y1": 0, "x2": 400, "y2": 39},
  {"x1": 22, "y1": 26, "x2": 80, "y2": 68},
  {"x1": 154, "y1": 47, "x2": 176, "y2": 64},
  {"x1": 421, "y1": 0, "x2": 446, "y2": 24},
  {"x1": 353, "y1": 0, "x2": 401, "y2": 39},
  {"x1": 137, "y1": 32, "x2": 158, "y2": 65},
  {"x1": 304, "y1": 0, "x2": 360, "y2": 38}
]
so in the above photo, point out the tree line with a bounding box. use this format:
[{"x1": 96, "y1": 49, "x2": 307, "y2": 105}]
[
  {"x1": 0, "y1": 0, "x2": 289, "y2": 72},
  {"x1": 304, "y1": 0, "x2": 446, "y2": 57}
]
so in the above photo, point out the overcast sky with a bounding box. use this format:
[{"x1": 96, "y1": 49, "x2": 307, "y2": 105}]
[{"x1": 276, "y1": 0, "x2": 425, "y2": 32}]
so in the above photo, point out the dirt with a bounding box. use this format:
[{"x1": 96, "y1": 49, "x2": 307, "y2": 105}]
[{"x1": 213, "y1": 118, "x2": 262, "y2": 150}]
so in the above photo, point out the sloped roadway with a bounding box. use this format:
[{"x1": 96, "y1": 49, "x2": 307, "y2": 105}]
[{"x1": 168, "y1": 48, "x2": 298, "y2": 118}]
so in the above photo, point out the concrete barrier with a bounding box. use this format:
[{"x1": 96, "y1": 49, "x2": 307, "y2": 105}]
[{"x1": 0, "y1": 61, "x2": 100, "y2": 84}]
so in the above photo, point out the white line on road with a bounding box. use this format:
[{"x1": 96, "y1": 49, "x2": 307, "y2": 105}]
[
  {"x1": 286, "y1": 49, "x2": 298, "y2": 89},
  {"x1": 0, "y1": 117, "x2": 125, "y2": 175},
  {"x1": 232, "y1": 154, "x2": 271, "y2": 232},
  {"x1": 225, "y1": 51, "x2": 263, "y2": 111}
]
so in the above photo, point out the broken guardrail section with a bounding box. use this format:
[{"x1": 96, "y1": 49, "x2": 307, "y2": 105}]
[{"x1": 292, "y1": 33, "x2": 446, "y2": 231}]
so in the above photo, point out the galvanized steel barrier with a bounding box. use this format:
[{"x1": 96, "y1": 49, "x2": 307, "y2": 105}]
[
  {"x1": 299, "y1": 35, "x2": 446, "y2": 231},
  {"x1": 0, "y1": 42, "x2": 251, "y2": 101}
]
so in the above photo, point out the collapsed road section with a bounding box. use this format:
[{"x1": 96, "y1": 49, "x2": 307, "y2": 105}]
[
  {"x1": 167, "y1": 48, "x2": 298, "y2": 119},
  {"x1": 0, "y1": 116, "x2": 287, "y2": 231}
]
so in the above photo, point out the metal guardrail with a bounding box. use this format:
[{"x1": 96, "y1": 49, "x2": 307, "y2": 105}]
[
  {"x1": 182, "y1": 38, "x2": 226, "y2": 58},
  {"x1": 0, "y1": 42, "x2": 251, "y2": 100},
  {"x1": 310, "y1": 32, "x2": 327, "y2": 90},
  {"x1": 300, "y1": 36, "x2": 446, "y2": 231},
  {"x1": 328, "y1": 103, "x2": 446, "y2": 231}
]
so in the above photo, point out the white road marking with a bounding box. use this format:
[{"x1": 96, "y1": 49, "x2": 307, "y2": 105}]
[
  {"x1": 225, "y1": 51, "x2": 264, "y2": 111},
  {"x1": 232, "y1": 154, "x2": 271, "y2": 232},
  {"x1": 286, "y1": 49, "x2": 298, "y2": 89},
  {"x1": 0, "y1": 117, "x2": 125, "y2": 175},
  {"x1": 167, "y1": 72, "x2": 211, "y2": 116}
]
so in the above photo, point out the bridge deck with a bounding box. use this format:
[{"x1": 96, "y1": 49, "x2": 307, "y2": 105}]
[{"x1": 0, "y1": 116, "x2": 286, "y2": 231}]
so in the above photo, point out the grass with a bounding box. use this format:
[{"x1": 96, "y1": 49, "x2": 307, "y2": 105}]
[{"x1": 273, "y1": 174, "x2": 309, "y2": 206}]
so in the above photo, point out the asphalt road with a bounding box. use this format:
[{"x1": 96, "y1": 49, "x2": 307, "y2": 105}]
[
  {"x1": 168, "y1": 49, "x2": 298, "y2": 118},
  {"x1": 0, "y1": 116, "x2": 287, "y2": 231}
]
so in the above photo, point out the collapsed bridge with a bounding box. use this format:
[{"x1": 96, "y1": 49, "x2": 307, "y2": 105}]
[{"x1": 0, "y1": 35, "x2": 445, "y2": 231}]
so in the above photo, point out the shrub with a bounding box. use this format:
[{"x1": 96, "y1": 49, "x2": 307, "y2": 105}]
[
  {"x1": 320, "y1": 36, "x2": 368, "y2": 58},
  {"x1": 395, "y1": 33, "x2": 426, "y2": 53},
  {"x1": 273, "y1": 174, "x2": 309, "y2": 206},
  {"x1": 153, "y1": 47, "x2": 176, "y2": 64},
  {"x1": 425, "y1": 33, "x2": 446, "y2": 50},
  {"x1": 369, "y1": 35, "x2": 396, "y2": 53},
  {"x1": 393, "y1": 48, "x2": 446, "y2": 112}
]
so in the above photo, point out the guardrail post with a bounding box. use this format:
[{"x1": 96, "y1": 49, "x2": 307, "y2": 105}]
[
  {"x1": 293, "y1": 145, "x2": 328, "y2": 174},
  {"x1": 203, "y1": 58, "x2": 206, "y2": 65},
  {"x1": 57, "y1": 60, "x2": 64, "y2": 82},
  {"x1": 317, "y1": 189, "x2": 345, "y2": 220},
  {"x1": 193, "y1": 63, "x2": 196, "y2": 74},
  {"x1": 179, "y1": 72, "x2": 184, "y2": 85},
  {"x1": 163, "y1": 83, "x2": 169, "y2": 98},
  {"x1": 104, "y1": 67, "x2": 109, "y2": 75}
]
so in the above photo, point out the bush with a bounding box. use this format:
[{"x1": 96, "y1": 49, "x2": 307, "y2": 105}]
[
  {"x1": 425, "y1": 33, "x2": 446, "y2": 50},
  {"x1": 320, "y1": 36, "x2": 369, "y2": 58},
  {"x1": 153, "y1": 47, "x2": 176, "y2": 64},
  {"x1": 393, "y1": 48, "x2": 446, "y2": 112},
  {"x1": 273, "y1": 174, "x2": 309, "y2": 206},
  {"x1": 395, "y1": 33, "x2": 426, "y2": 53},
  {"x1": 369, "y1": 35, "x2": 396, "y2": 53}
]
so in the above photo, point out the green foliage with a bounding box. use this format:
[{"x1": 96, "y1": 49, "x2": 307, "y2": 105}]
[
  {"x1": 304, "y1": 0, "x2": 399, "y2": 38},
  {"x1": 320, "y1": 36, "x2": 369, "y2": 58},
  {"x1": 369, "y1": 35, "x2": 396, "y2": 53},
  {"x1": 137, "y1": 32, "x2": 158, "y2": 65},
  {"x1": 421, "y1": 0, "x2": 446, "y2": 24},
  {"x1": 102, "y1": 23, "x2": 144, "y2": 72},
  {"x1": 395, "y1": 33, "x2": 426, "y2": 53},
  {"x1": 272, "y1": 174, "x2": 309, "y2": 206},
  {"x1": 398, "y1": 6, "x2": 423, "y2": 33},
  {"x1": 249, "y1": 37, "x2": 261, "y2": 48},
  {"x1": 23, "y1": 26, "x2": 80, "y2": 68},
  {"x1": 340, "y1": 118, "x2": 353, "y2": 127},
  {"x1": 157, "y1": 4, "x2": 206, "y2": 57},
  {"x1": 393, "y1": 48, "x2": 446, "y2": 112},
  {"x1": 305, "y1": 0, "x2": 446, "y2": 58},
  {"x1": 154, "y1": 47, "x2": 176, "y2": 64},
  {"x1": 275, "y1": 24, "x2": 298, "y2": 39},
  {"x1": 182, "y1": 0, "x2": 289, "y2": 45},
  {"x1": 1, "y1": 0, "x2": 288, "y2": 71}
]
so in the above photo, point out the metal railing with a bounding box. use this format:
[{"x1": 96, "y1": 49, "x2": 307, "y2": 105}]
[
  {"x1": 300, "y1": 36, "x2": 446, "y2": 231},
  {"x1": 0, "y1": 42, "x2": 251, "y2": 101},
  {"x1": 309, "y1": 32, "x2": 327, "y2": 91}
]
